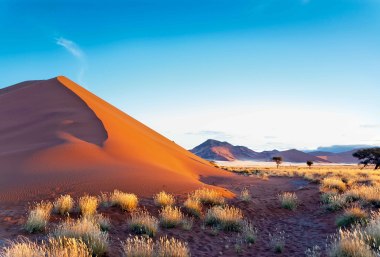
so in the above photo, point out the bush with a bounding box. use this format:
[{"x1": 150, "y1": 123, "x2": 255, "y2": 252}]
[
  {"x1": 322, "y1": 178, "x2": 347, "y2": 192},
  {"x1": 25, "y1": 201, "x2": 53, "y2": 233},
  {"x1": 336, "y1": 207, "x2": 368, "y2": 227},
  {"x1": 191, "y1": 188, "x2": 225, "y2": 206},
  {"x1": 79, "y1": 195, "x2": 98, "y2": 217},
  {"x1": 269, "y1": 230, "x2": 285, "y2": 253},
  {"x1": 129, "y1": 210, "x2": 159, "y2": 237},
  {"x1": 205, "y1": 205, "x2": 244, "y2": 232},
  {"x1": 52, "y1": 217, "x2": 109, "y2": 256},
  {"x1": 159, "y1": 206, "x2": 184, "y2": 228},
  {"x1": 0, "y1": 237, "x2": 92, "y2": 257},
  {"x1": 278, "y1": 192, "x2": 298, "y2": 210},
  {"x1": 183, "y1": 197, "x2": 202, "y2": 218},
  {"x1": 239, "y1": 188, "x2": 251, "y2": 202},
  {"x1": 327, "y1": 229, "x2": 376, "y2": 257},
  {"x1": 110, "y1": 190, "x2": 138, "y2": 211},
  {"x1": 153, "y1": 191, "x2": 175, "y2": 207},
  {"x1": 53, "y1": 195, "x2": 75, "y2": 215}
]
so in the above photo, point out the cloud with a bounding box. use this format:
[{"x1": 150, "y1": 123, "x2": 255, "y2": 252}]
[
  {"x1": 56, "y1": 37, "x2": 87, "y2": 84},
  {"x1": 186, "y1": 130, "x2": 232, "y2": 139},
  {"x1": 360, "y1": 124, "x2": 380, "y2": 128}
]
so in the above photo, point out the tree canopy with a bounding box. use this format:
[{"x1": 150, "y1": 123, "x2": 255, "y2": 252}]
[
  {"x1": 352, "y1": 148, "x2": 380, "y2": 170},
  {"x1": 272, "y1": 156, "x2": 283, "y2": 168}
]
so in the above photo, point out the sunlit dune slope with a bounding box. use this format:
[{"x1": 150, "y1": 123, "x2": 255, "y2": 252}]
[{"x1": 0, "y1": 76, "x2": 233, "y2": 201}]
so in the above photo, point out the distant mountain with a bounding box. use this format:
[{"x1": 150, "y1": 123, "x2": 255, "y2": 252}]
[
  {"x1": 190, "y1": 139, "x2": 329, "y2": 163},
  {"x1": 308, "y1": 149, "x2": 358, "y2": 163},
  {"x1": 307, "y1": 145, "x2": 377, "y2": 153}
]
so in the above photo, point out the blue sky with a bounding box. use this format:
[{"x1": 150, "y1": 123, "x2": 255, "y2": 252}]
[{"x1": 1, "y1": 0, "x2": 380, "y2": 150}]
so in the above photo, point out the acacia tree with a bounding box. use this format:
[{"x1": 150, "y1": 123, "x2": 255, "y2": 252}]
[
  {"x1": 272, "y1": 156, "x2": 283, "y2": 169},
  {"x1": 353, "y1": 148, "x2": 380, "y2": 170},
  {"x1": 306, "y1": 160, "x2": 314, "y2": 169}
]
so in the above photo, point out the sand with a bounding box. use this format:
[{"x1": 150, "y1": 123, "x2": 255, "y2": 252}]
[{"x1": 0, "y1": 76, "x2": 233, "y2": 202}]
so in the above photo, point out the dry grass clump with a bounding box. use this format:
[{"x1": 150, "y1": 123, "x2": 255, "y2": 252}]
[
  {"x1": 322, "y1": 178, "x2": 347, "y2": 192},
  {"x1": 129, "y1": 210, "x2": 159, "y2": 237},
  {"x1": 327, "y1": 229, "x2": 376, "y2": 257},
  {"x1": 305, "y1": 245, "x2": 322, "y2": 257},
  {"x1": 121, "y1": 236, "x2": 153, "y2": 257},
  {"x1": 92, "y1": 214, "x2": 111, "y2": 231},
  {"x1": 110, "y1": 190, "x2": 139, "y2": 211},
  {"x1": 362, "y1": 212, "x2": 380, "y2": 249},
  {"x1": 153, "y1": 191, "x2": 175, "y2": 207},
  {"x1": 183, "y1": 197, "x2": 202, "y2": 218},
  {"x1": 25, "y1": 201, "x2": 53, "y2": 233},
  {"x1": 191, "y1": 188, "x2": 225, "y2": 206},
  {"x1": 345, "y1": 186, "x2": 380, "y2": 206},
  {"x1": 321, "y1": 192, "x2": 348, "y2": 211},
  {"x1": 79, "y1": 195, "x2": 98, "y2": 217},
  {"x1": 52, "y1": 217, "x2": 109, "y2": 256},
  {"x1": 53, "y1": 195, "x2": 74, "y2": 215},
  {"x1": 159, "y1": 206, "x2": 184, "y2": 228},
  {"x1": 205, "y1": 205, "x2": 244, "y2": 232},
  {"x1": 242, "y1": 220, "x2": 258, "y2": 244},
  {"x1": 336, "y1": 207, "x2": 368, "y2": 227},
  {"x1": 278, "y1": 192, "x2": 298, "y2": 210},
  {"x1": 0, "y1": 237, "x2": 91, "y2": 257},
  {"x1": 155, "y1": 236, "x2": 190, "y2": 257},
  {"x1": 121, "y1": 236, "x2": 190, "y2": 257},
  {"x1": 239, "y1": 188, "x2": 251, "y2": 202},
  {"x1": 98, "y1": 192, "x2": 112, "y2": 208},
  {"x1": 269, "y1": 229, "x2": 286, "y2": 253}
]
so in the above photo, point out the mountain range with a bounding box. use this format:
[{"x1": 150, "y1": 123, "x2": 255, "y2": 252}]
[{"x1": 190, "y1": 139, "x2": 365, "y2": 163}]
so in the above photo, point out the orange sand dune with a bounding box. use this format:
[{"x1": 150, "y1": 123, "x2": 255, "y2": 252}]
[{"x1": 0, "y1": 77, "x2": 233, "y2": 202}]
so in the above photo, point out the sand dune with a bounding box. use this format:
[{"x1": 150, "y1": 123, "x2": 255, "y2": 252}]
[{"x1": 0, "y1": 77, "x2": 233, "y2": 202}]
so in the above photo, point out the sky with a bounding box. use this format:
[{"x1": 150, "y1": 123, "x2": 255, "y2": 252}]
[{"x1": 1, "y1": 0, "x2": 379, "y2": 151}]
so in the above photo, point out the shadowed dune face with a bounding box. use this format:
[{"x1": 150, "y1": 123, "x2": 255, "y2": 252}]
[{"x1": 0, "y1": 77, "x2": 233, "y2": 202}]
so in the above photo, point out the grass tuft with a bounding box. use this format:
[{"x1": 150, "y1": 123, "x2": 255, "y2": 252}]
[
  {"x1": 79, "y1": 195, "x2": 98, "y2": 217},
  {"x1": 110, "y1": 190, "x2": 139, "y2": 212},
  {"x1": 159, "y1": 206, "x2": 184, "y2": 228},
  {"x1": 239, "y1": 188, "x2": 251, "y2": 202},
  {"x1": 183, "y1": 197, "x2": 202, "y2": 218},
  {"x1": 278, "y1": 192, "x2": 298, "y2": 210},
  {"x1": 205, "y1": 205, "x2": 244, "y2": 232},
  {"x1": 191, "y1": 188, "x2": 225, "y2": 206},
  {"x1": 269, "y1": 230, "x2": 286, "y2": 253},
  {"x1": 129, "y1": 210, "x2": 159, "y2": 237},
  {"x1": 25, "y1": 201, "x2": 53, "y2": 233},
  {"x1": 336, "y1": 207, "x2": 368, "y2": 227},
  {"x1": 53, "y1": 195, "x2": 75, "y2": 215},
  {"x1": 153, "y1": 191, "x2": 175, "y2": 207}
]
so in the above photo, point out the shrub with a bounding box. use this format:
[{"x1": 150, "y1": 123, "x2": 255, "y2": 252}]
[
  {"x1": 0, "y1": 237, "x2": 91, "y2": 257},
  {"x1": 53, "y1": 195, "x2": 75, "y2": 215},
  {"x1": 278, "y1": 192, "x2": 298, "y2": 210},
  {"x1": 153, "y1": 191, "x2": 175, "y2": 207},
  {"x1": 269, "y1": 230, "x2": 285, "y2": 253},
  {"x1": 121, "y1": 236, "x2": 190, "y2": 257},
  {"x1": 129, "y1": 210, "x2": 159, "y2": 237},
  {"x1": 155, "y1": 236, "x2": 190, "y2": 257},
  {"x1": 327, "y1": 229, "x2": 376, "y2": 257},
  {"x1": 79, "y1": 195, "x2": 98, "y2": 217},
  {"x1": 159, "y1": 206, "x2": 184, "y2": 228},
  {"x1": 52, "y1": 217, "x2": 109, "y2": 256},
  {"x1": 239, "y1": 188, "x2": 251, "y2": 202},
  {"x1": 205, "y1": 205, "x2": 244, "y2": 232},
  {"x1": 322, "y1": 178, "x2": 347, "y2": 192},
  {"x1": 183, "y1": 197, "x2": 202, "y2": 218},
  {"x1": 336, "y1": 207, "x2": 368, "y2": 227},
  {"x1": 242, "y1": 220, "x2": 258, "y2": 244},
  {"x1": 25, "y1": 201, "x2": 53, "y2": 233},
  {"x1": 110, "y1": 190, "x2": 138, "y2": 211},
  {"x1": 322, "y1": 193, "x2": 348, "y2": 211},
  {"x1": 191, "y1": 188, "x2": 225, "y2": 206},
  {"x1": 121, "y1": 236, "x2": 154, "y2": 257}
]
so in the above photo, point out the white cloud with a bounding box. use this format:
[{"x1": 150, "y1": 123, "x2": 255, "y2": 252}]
[{"x1": 56, "y1": 37, "x2": 87, "y2": 84}]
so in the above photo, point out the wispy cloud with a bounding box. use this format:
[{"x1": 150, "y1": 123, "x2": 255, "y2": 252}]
[{"x1": 56, "y1": 37, "x2": 87, "y2": 84}]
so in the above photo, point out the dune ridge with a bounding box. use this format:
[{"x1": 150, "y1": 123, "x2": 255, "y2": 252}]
[{"x1": 0, "y1": 76, "x2": 232, "y2": 202}]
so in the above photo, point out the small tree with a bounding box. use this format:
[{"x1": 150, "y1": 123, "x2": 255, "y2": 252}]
[
  {"x1": 306, "y1": 160, "x2": 313, "y2": 169},
  {"x1": 272, "y1": 156, "x2": 283, "y2": 169},
  {"x1": 353, "y1": 148, "x2": 380, "y2": 170}
]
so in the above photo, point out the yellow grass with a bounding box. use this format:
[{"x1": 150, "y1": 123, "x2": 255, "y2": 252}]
[
  {"x1": 159, "y1": 206, "x2": 184, "y2": 228},
  {"x1": 79, "y1": 195, "x2": 98, "y2": 217},
  {"x1": 121, "y1": 236, "x2": 154, "y2": 257},
  {"x1": 322, "y1": 178, "x2": 347, "y2": 192},
  {"x1": 191, "y1": 188, "x2": 225, "y2": 205},
  {"x1": 25, "y1": 201, "x2": 53, "y2": 233},
  {"x1": 153, "y1": 191, "x2": 175, "y2": 207},
  {"x1": 183, "y1": 196, "x2": 202, "y2": 218},
  {"x1": 0, "y1": 237, "x2": 91, "y2": 257},
  {"x1": 205, "y1": 205, "x2": 244, "y2": 231},
  {"x1": 110, "y1": 190, "x2": 138, "y2": 211},
  {"x1": 336, "y1": 207, "x2": 368, "y2": 227},
  {"x1": 129, "y1": 210, "x2": 159, "y2": 237},
  {"x1": 155, "y1": 236, "x2": 190, "y2": 257},
  {"x1": 52, "y1": 217, "x2": 109, "y2": 256},
  {"x1": 53, "y1": 195, "x2": 75, "y2": 215}
]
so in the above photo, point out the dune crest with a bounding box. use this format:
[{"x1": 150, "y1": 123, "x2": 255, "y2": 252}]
[{"x1": 0, "y1": 77, "x2": 232, "y2": 201}]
